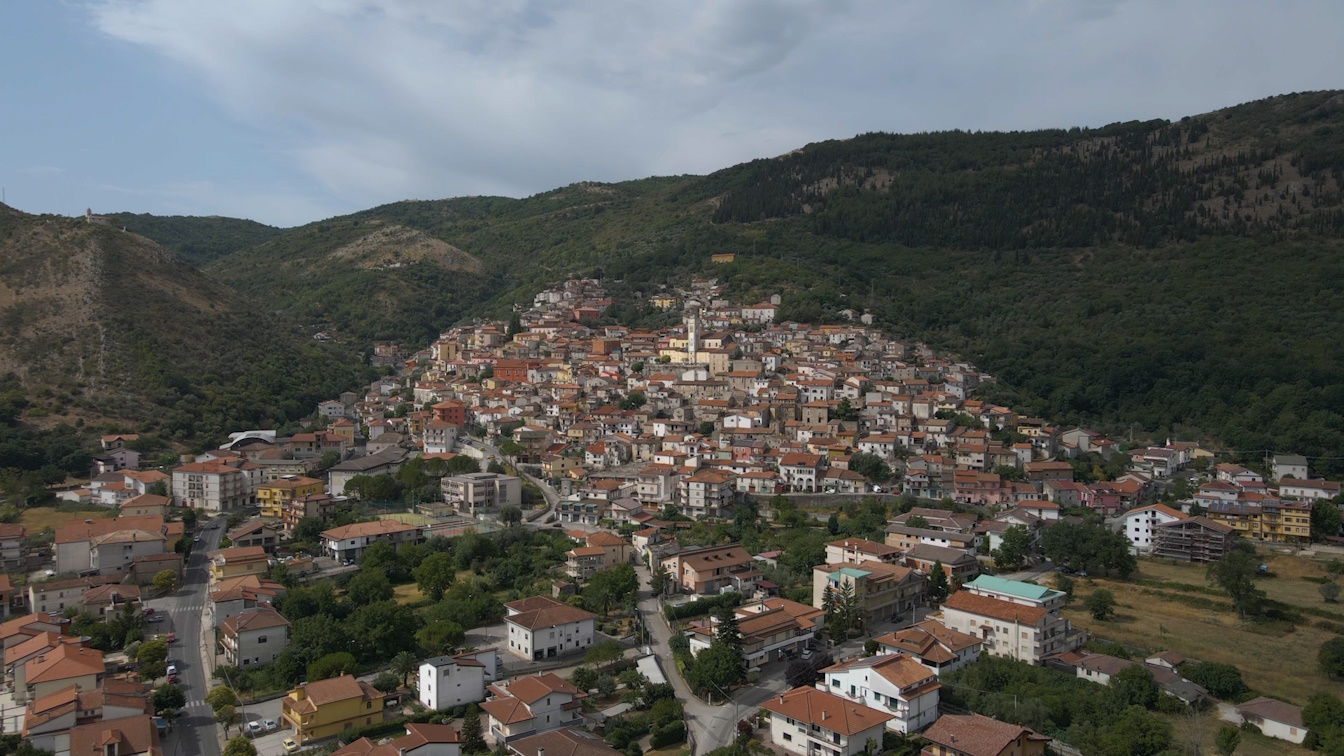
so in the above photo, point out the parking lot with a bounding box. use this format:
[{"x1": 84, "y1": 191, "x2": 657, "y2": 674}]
[{"x1": 236, "y1": 697, "x2": 289, "y2": 755}]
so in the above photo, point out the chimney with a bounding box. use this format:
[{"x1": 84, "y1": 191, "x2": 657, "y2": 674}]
[
  {"x1": 821, "y1": 711, "x2": 827, "y2": 721},
  {"x1": 538, "y1": 749, "x2": 545, "y2": 756}
]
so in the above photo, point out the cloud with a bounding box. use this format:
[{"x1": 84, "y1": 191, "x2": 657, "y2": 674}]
[{"x1": 85, "y1": 0, "x2": 1344, "y2": 224}]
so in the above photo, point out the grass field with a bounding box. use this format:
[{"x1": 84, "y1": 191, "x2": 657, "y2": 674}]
[
  {"x1": 1165, "y1": 711, "x2": 1311, "y2": 756},
  {"x1": 394, "y1": 583, "x2": 425, "y2": 604},
  {"x1": 1066, "y1": 555, "x2": 1344, "y2": 704},
  {"x1": 19, "y1": 504, "x2": 115, "y2": 532}
]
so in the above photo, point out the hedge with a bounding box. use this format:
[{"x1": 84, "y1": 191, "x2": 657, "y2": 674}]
[
  {"x1": 650, "y1": 720, "x2": 687, "y2": 748},
  {"x1": 338, "y1": 710, "x2": 438, "y2": 744},
  {"x1": 664, "y1": 593, "x2": 741, "y2": 621}
]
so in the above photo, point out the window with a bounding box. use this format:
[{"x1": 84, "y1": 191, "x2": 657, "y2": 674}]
[
  {"x1": 782, "y1": 734, "x2": 792, "y2": 742},
  {"x1": 259, "y1": 636, "x2": 268, "y2": 643}
]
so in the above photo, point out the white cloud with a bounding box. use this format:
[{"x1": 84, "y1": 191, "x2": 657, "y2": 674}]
[{"x1": 85, "y1": 0, "x2": 1344, "y2": 223}]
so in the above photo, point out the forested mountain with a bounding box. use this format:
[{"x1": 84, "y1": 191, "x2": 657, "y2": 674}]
[
  {"x1": 0, "y1": 204, "x2": 373, "y2": 458},
  {"x1": 108, "y1": 212, "x2": 283, "y2": 267},
  {"x1": 96, "y1": 92, "x2": 1344, "y2": 467}
]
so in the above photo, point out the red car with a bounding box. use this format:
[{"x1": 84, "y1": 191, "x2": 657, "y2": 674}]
[
  {"x1": 167, "y1": 674, "x2": 179, "y2": 684},
  {"x1": 166, "y1": 633, "x2": 176, "y2": 643},
  {"x1": 144, "y1": 608, "x2": 155, "y2": 615}
]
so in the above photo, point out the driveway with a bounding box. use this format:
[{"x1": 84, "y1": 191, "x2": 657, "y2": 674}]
[{"x1": 237, "y1": 697, "x2": 288, "y2": 755}]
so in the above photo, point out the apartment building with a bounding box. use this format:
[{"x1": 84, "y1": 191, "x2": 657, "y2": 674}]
[
  {"x1": 761, "y1": 686, "x2": 893, "y2": 756},
  {"x1": 678, "y1": 468, "x2": 735, "y2": 520},
  {"x1": 821, "y1": 653, "x2": 941, "y2": 733},
  {"x1": 321, "y1": 520, "x2": 424, "y2": 563},
  {"x1": 825, "y1": 538, "x2": 902, "y2": 566},
  {"x1": 813, "y1": 560, "x2": 925, "y2": 625},
  {"x1": 872, "y1": 619, "x2": 983, "y2": 676},
  {"x1": 1151, "y1": 516, "x2": 1236, "y2": 563},
  {"x1": 1205, "y1": 498, "x2": 1312, "y2": 544},
  {"x1": 281, "y1": 674, "x2": 386, "y2": 744},
  {"x1": 481, "y1": 673, "x2": 586, "y2": 742},
  {"x1": 419, "y1": 648, "x2": 499, "y2": 710},
  {"x1": 172, "y1": 459, "x2": 257, "y2": 512},
  {"x1": 660, "y1": 544, "x2": 760, "y2": 595},
  {"x1": 687, "y1": 598, "x2": 823, "y2": 666},
  {"x1": 938, "y1": 590, "x2": 1082, "y2": 665},
  {"x1": 257, "y1": 476, "x2": 324, "y2": 520},
  {"x1": 221, "y1": 607, "x2": 290, "y2": 668},
  {"x1": 443, "y1": 473, "x2": 521, "y2": 514},
  {"x1": 503, "y1": 597, "x2": 597, "y2": 661}
]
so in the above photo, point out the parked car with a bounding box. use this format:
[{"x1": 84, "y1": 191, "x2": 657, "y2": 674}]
[
  {"x1": 283, "y1": 739, "x2": 299, "y2": 753},
  {"x1": 167, "y1": 674, "x2": 179, "y2": 684},
  {"x1": 166, "y1": 664, "x2": 177, "y2": 675},
  {"x1": 148, "y1": 614, "x2": 166, "y2": 624},
  {"x1": 44, "y1": 569, "x2": 55, "y2": 577},
  {"x1": 801, "y1": 648, "x2": 814, "y2": 660},
  {"x1": 144, "y1": 607, "x2": 156, "y2": 615},
  {"x1": 263, "y1": 719, "x2": 278, "y2": 732},
  {"x1": 246, "y1": 721, "x2": 263, "y2": 736},
  {"x1": 166, "y1": 633, "x2": 176, "y2": 643}
]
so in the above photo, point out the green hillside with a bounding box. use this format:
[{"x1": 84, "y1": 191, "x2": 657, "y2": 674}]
[
  {"x1": 149, "y1": 92, "x2": 1344, "y2": 470},
  {"x1": 0, "y1": 205, "x2": 375, "y2": 469},
  {"x1": 109, "y1": 212, "x2": 283, "y2": 267}
]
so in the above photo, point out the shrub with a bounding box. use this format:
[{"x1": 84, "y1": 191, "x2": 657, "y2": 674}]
[{"x1": 650, "y1": 720, "x2": 686, "y2": 748}]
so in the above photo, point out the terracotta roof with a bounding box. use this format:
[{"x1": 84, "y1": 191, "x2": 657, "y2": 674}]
[
  {"x1": 874, "y1": 619, "x2": 982, "y2": 663},
  {"x1": 26, "y1": 643, "x2": 104, "y2": 683},
  {"x1": 481, "y1": 695, "x2": 533, "y2": 724},
  {"x1": 941, "y1": 591, "x2": 1048, "y2": 625},
  {"x1": 760, "y1": 686, "x2": 893, "y2": 735},
  {"x1": 504, "y1": 599, "x2": 597, "y2": 631},
  {"x1": 504, "y1": 673, "x2": 581, "y2": 703},
  {"x1": 322, "y1": 519, "x2": 421, "y2": 540},
  {"x1": 298, "y1": 674, "x2": 379, "y2": 707},
  {"x1": 826, "y1": 537, "x2": 901, "y2": 556},
  {"x1": 220, "y1": 607, "x2": 290, "y2": 636},
  {"x1": 1238, "y1": 696, "x2": 1304, "y2": 728},
  {"x1": 68, "y1": 714, "x2": 161, "y2": 756},
  {"x1": 509, "y1": 727, "x2": 623, "y2": 756},
  {"x1": 921, "y1": 713, "x2": 1049, "y2": 756}
]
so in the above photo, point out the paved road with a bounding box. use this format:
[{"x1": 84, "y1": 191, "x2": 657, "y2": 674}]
[{"x1": 153, "y1": 516, "x2": 225, "y2": 756}]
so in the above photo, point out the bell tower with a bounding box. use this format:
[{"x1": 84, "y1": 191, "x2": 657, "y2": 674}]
[{"x1": 685, "y1": 303, "x2": 701, "y2": 356}]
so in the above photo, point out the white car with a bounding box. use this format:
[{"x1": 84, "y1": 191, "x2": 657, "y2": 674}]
[
  {"x1": 166, "y1": 664, "x2": 177, "y2": 676},
  {"x1": 246, "y1": 721, "x2": 263, "y2": 736},
  {"x1": 263, "y1": 719, "x2": 278, "y2": 732}
]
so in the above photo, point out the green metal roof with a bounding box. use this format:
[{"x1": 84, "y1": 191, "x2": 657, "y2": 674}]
[
  {"x1": 832, "y1": 567, "x2": 872, "y2": 580},
  {"x1": 966, "y1": 574, "x2": 1062, "y2": 601}
]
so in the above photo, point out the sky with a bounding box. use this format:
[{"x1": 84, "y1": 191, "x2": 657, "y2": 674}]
[{"x1": 2, "y1": 1, "x2": 1342, "y2": 227}]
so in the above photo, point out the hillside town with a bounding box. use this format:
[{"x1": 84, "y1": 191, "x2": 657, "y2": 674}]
[{"x1": 5, "y1": 277, "x2": 1344, "y2": 756}]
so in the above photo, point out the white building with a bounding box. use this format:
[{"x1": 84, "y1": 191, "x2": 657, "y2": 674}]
[
  {"x1": 423, "y1": 420, "x2": 459, "y2": 455},
  {"x1": 419, "y1": 649, "x2": 499, "y2": 710},
  {"x1": 220, "y1": 607, "x2": 290, "y2": 668},
  {"x1": 1122, "y1": 504, "x2": 1187, "y2": 554},
  {"x1": 1279, "y1": 477, "x2": 1342, "y2": 502},
  {"x1": 443, "y1": 473, "x2": 521, "y2": 514},
  {"x1": 820, "y1": 653, "x2": 941, "y2": 734},
  {"x1": 480, "y1": 673, "x2": 586, "y2": 743},
  {"x1": 503, "y1": 596, "x2": 598, "y2": 661},
  {"x1": 1237, "y1": 697, "x2": 1308, "y2": 745},
  {"x1": 761, "y1": 686, "x2": 893, "y2": 756},
  {"x1": 172, "y1": 460, "x2": 257, "y2": 512},
  {"x1": 320, "y1": 519, "x2": 424, "y2": 563}
]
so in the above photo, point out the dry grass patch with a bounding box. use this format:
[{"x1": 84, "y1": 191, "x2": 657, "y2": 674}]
[
  {"x1": 1069, "y1": 577, "x2": 1344, "y2": 704},
  {"x1": 20, "y1": 505, "x2": 114, "y2": 532},
  {"x1": 1164, "y1": 711, "x2": 1311, "y2": 756},
  {"x1": 1140, "y1": 554, "x2": 1340, "y2": 609},
  {"x1": 394, "y1": 584, "x2": 425, "y2": 604}
]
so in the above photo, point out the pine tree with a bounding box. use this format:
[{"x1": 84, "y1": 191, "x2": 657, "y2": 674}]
[
  {"x1": 714, "y1": 604, "x2": 745, "y2": 681},
  {"x1": 461, "y1": 703, "x2": 486, "y2": 754},
  {"x1": 928, "y1": 562, "x2": 950, "y2": 603},
  {"x1": 838, "y1": 580, "x2": 860, "y2": 635}
]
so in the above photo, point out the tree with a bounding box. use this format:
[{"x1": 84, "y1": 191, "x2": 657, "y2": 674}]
[
  {"x1": 1109, "y1": 665, "x2": 1158, "y2": 708},
  {"x1": 1042, "y1": 520, "x2": 1137, "y2": 578},
  {"x1": 848, "y1": 452, "x2": 891, "y2": 482},
  {"x1": 372, "y1": 671, "x2": 400, "y2": 693},
  {"x1": 585, "y1": 564, "x2": 639, "y2": 614},
  {"x1": 833, "y1": 398, "x2": 858, "y2": 421},
  {"x1": 1207, "y1": 547, "x2": 1265, "y2": 618},
  {"x1": 571, "y1": 665, "x2": 598, "y2": 692},
  {"x1": 993, "y1": 525, "x2": 1031, "y2": 570},
  {"x1": 597, "y1": 675, "x2": 617, "y2": 697},
  {"x1": 1314, "y1": 499, "x2": 1343, "y2": 542},
  {"x1": 827, "y1": 512, "x2": 840, "y2": 535},
  {"x1": 1179, "y1": 662, "x2": 1248, "y2": 700},
  {"x1": 714, "y1": 605, "x2": 744, "y2": 679},
  {"x1": 205, "y1": 685, "x2": 238, "y2": 713},
  {"x1": 347, "y1": 568, "x2": 394, "y2": 606},
  {"x1": 152, "y1": 683, "x2": 186, "y2": 714},
  {"x1": 500, "y1": 505, "x2": 523, "y2": 524},
  {"x1": 1323, "y1": 582, "x2": 1342, "y2": 603},
  {"x1": 864, "y1": 639, "x2": 880, "y2": 656},
  {"x1": 138, "y1": 638, "x2": 169, "y2": 666},
  {"x1": 697, "y1": 421, "x2": 716, "y2": 437},
  {"x1": 1303, "y1": 692, "x2": 1344, "y2": 754},
  {"x1": 413, "y1": 552, "x2": 457, "y2": 602},
  {"x1": 1215, "y1": 725, "x2": 1241, "y2": 756},
  {"x1": 1321, "y1": 636, "x2": 1344, "y2": 679},
  {"x1": 417, "y1": 620, "x2": 465, "y2": 653},
  {"x1": 927, "y1": 564, "x2": 950, "y2": 603},
  {"x1": 650, "y1": 565, "x2": 670, "y2": 595},
  {"x1": 215, "y1": 704, "x2": 237, "y2": 734},
  {"x1": 619, "y1": 393, "x2": 647, "y2": 411},
  {"x1": 393, "y1": 650, "x2": 419, "y2": 688},
  {"x1": 307, "y1": 651, "x2": 357, "y2": 681},
  {"x1": 1085, "y1": 589, "x2": 1116, "y2": 621},
  {"x1": 1094, "y1": 706, "x2": 1171, "y2": 756},
  {"x1": 904, "y1": 515, "x2": 930, "y2": 530},
  {"x1": 1054, "y1": 574, "x2": 1075, "y2": 601},
  {"x1": 688, "y1": 642, "x2": 745, "y2": 695},
  {"x1": 223, "y1": 737, "x2": 257, "y2": 756},
  {"x1": 585, "y1": 639, "x2": 624, "y2": 669},
  {"x1": 152, "y1": 569, "x2": 177, "y2": 594},
  {"x1": 461, "y1": 703, "x2": 487, "y2": 754}
]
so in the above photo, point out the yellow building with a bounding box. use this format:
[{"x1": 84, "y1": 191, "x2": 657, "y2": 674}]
[
  {"x1": 1205, "y1": 499, "x2": 1312, "y2": 544},
  {"x1": 208, "y1": 546, "x2": 271, "y2": 583},
  {"x1": 281, "y1": 674, "x2": 385, "y2": 744},
  {"x1": 257, "y1": 475, "x2": 324, "y2": 520}
]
